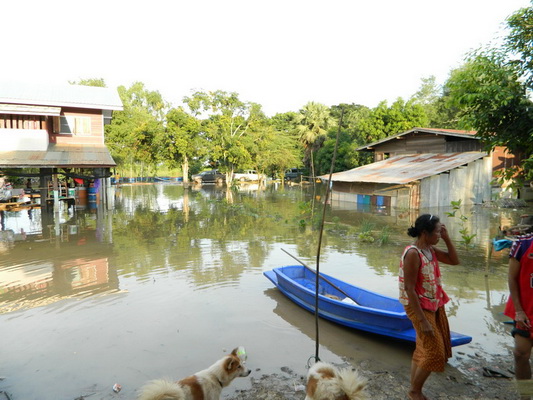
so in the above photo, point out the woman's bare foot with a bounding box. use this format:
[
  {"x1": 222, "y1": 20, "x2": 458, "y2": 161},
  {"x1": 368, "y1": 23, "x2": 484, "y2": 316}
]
[{"x1": 408, "y1": 391, "x2": 429, "y2": 400}]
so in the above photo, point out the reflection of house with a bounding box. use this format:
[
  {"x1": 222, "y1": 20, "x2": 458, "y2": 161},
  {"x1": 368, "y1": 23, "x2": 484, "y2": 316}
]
[
  {"x1": 325, "y1": 128, "x2": 522, "y2": 209},
  {"x1": 0, "y1": 81, "x2": 123, "y2": 208},
  {"x1": 0, "y1": 256, "x2": 117, "y2": 313}
]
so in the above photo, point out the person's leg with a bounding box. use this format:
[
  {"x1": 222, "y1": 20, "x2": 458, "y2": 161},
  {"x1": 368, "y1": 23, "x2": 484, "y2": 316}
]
[
  {"x1": 514, "y1": 335, "x2": 533, "y2": 380},
  {"x1": 513, "y1": 335, "x2": 533, "y2": 399},
  {"x1": 409, "y1": 361, "x2": 432, "y2": 400}
]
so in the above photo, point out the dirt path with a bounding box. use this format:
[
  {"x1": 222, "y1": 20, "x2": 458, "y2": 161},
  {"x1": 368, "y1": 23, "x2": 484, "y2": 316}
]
[{"x1": 226, "y1": 354, "x2": 522, "y2": 400}]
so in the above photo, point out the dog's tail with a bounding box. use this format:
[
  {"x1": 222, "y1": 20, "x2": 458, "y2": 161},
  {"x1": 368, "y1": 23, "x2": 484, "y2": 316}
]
[
  {"x1": 137, "y1": 379, "x2": 184, "y2": 400},
  {"x1": 338, "y1": 368, "x2": 368, "y2": 400}
]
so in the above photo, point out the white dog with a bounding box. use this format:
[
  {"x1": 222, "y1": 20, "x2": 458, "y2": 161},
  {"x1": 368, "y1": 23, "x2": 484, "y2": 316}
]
[
  {"x1": 138, "y1": 347, "x2": 251, "y2": 400},
  {"x1": 305, "y1": 361, "x2": 368, "y2": 400}
]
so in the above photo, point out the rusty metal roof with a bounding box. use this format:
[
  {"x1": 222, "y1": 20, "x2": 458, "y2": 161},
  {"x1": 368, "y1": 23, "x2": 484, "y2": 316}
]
[
  {"x1": 0, "y1": 143, "x2": 116, "y2": 168},
  {"x1": 324, "y1": 152, "x2": 487, "y2": 184},
  {"x1": 356, "y1": 127, "x2": 479, "y2": 151}
]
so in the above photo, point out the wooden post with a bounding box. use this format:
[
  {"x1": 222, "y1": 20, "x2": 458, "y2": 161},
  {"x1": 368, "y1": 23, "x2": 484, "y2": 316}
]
[
  {"x1": 52, "y1": 170, "x2": 59, "y2": 212},
  {"x1": 40, "y1": 168, "x2": 51, "y2": 212}
]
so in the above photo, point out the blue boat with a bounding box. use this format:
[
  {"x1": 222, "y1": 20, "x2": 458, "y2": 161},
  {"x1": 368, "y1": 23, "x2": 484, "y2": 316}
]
[{"x1": 264, "y1": 265, "x2": 472, "y2": 347}]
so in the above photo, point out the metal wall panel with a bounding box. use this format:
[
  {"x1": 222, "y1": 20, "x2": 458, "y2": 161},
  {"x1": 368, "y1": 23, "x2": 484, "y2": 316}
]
[{"x1": 419, "y1": 157, "x2": 492, "y2": 208}]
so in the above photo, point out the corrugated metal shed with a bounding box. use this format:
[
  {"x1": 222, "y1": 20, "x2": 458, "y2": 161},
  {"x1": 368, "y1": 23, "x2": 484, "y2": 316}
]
[
  {"x1": 0, "y1": 81, "x2": 123, "y2": 111},
  {"x1": 324, "y1": 152, "x2": 487, "y2": 184},
  {"x1": 0, "y1": 144, "x2": 116, "y2": 168}
]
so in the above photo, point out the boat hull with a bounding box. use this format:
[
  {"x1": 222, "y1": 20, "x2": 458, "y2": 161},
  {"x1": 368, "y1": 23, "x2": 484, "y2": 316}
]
[{"x1": 264, "y1": 266, "x2": 472, "y2": 347}]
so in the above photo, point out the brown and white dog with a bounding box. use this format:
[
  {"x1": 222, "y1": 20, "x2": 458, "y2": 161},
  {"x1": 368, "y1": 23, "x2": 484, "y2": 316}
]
[
  {"x1": 137, "y1": 347, "x2": 251, "y2": 400},
  {"x1": 305, "y1": 361, "x2": 368, "y2": 400}
]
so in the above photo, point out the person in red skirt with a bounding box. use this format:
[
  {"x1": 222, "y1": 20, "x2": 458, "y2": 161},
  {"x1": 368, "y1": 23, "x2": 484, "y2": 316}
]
[
  {"x1": 505, "y1": 233, "x2": 533, "y2": 399},
  {"x1": 399, "y1": 214, "x2": 459, "y2": 400}
]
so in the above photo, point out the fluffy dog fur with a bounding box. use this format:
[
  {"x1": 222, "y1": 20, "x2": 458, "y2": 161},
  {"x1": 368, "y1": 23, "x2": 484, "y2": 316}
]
[
  {"x1": 305, "y1": 361, "x2": 368, "y2": 400},
  {"x1": 137, "y1": 347, "x2": 251, "y2": 400}
]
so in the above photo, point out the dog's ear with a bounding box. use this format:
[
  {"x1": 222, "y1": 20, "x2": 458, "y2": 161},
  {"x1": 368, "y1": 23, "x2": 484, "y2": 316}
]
[
  {"x1": 230, "y1": 347, "x2": 239, "y2": 356},
  {"x1": 224, "y1": 357, "x2": 235, "y2": 371}
]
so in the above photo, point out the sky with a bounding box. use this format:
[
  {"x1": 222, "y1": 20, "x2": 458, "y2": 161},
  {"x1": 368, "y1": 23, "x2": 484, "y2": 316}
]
[{"x1": 2, "y1": 0, "x2": 531, "y2": 116}]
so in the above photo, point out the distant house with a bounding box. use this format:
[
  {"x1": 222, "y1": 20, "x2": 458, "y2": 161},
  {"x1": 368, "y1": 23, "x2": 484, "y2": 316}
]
[
  {"x1": 0, "y1": 81, "x2": 123, "y2": 207},
  {"x1": 323, "y1": 128, "x2": 522, "y2": 209}
]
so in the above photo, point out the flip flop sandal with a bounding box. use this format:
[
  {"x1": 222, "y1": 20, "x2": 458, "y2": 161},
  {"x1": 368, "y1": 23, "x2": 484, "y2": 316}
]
[{"x1": 482, "y1": 366, "x2": 514, "y2": 378}]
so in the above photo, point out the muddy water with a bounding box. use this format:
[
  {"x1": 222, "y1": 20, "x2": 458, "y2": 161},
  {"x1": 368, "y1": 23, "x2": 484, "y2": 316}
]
[{"x1": 0, "y1": 183, "x2": 527, "y2": 399}]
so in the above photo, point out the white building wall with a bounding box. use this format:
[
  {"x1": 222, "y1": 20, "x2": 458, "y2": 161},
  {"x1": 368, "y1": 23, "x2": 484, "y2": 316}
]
[{"x1": 0, "y1": 129, "x2": 48, "y2": 151}]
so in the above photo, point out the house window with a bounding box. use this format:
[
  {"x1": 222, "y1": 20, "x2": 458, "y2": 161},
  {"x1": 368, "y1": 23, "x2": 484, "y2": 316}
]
[
  {"x1": 0, "y1": 114, "x2": 45, "y2": 129},
  {"x1": 60, "y1": 116, "x2": 91, "y2": 135}
]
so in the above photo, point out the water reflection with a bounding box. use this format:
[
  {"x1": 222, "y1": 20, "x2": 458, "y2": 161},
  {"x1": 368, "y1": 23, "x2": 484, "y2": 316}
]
[
  {"x1": 0, "y1": 182, "x2": 531, "y2": 398},
  {"x1": 264, "y1": 287, "x2": 413, "y2": 368},
  {"x1": 0, "y1": 256, "x2": 118, "y2": 314}
]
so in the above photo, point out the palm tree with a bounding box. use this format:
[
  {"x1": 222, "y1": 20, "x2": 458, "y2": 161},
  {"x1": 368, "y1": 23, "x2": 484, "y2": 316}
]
[{"x1": 295, "y1": 102, "x2": 334, "y2": 180}]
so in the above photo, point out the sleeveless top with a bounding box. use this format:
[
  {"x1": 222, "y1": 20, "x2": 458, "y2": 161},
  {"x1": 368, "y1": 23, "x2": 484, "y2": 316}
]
[
  {"x1": 504, "y1": 237, "x2": 533, "y2": 322},
  {"x1": 399, "y1": 245, "x2": 449, "y2": 312}
]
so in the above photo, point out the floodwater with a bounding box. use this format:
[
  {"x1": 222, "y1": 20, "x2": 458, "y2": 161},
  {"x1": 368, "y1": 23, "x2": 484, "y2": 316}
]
[{"x1": 0, "y1": 182, "x2": 528, "y2": 399}]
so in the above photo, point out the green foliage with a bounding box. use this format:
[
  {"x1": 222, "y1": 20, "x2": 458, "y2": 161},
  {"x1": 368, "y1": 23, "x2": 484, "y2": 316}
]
[
  {"x1": 253, "y1": 124, "x2": 301, "y2": 179},
  {"x1": 100, "y1": 3, "x2": 533, "y2": 183},
  {"x1": 445, "y1": 200, "x2": 476, "y2": 248},
  {"x1": 315, "y1": 131, "x2": 361, "y2": 175},
  {"x1": 492, "y1": 166, "x2": 524, "y2": 197},
  {"x1": 359, "y1": 218, "x2": 375, "y2": 233},
  {"x1": 157, "y1": 107, "x2": 203, "y2": 182},
  {"x1": 442, "y1": 4, "x2": 533, "y2": 185},
  {"x1": 105, "y1": 82, "x2": 167, "y2": 175},
  {"x1": 270, "y1": 111, "x2": 300, "y2": 134},
  {"x1": 357, "y1": 98, "x2": 428, "y2": 144},
  {"x1": 358, "y1": 232, "x2": 375, "y2": 243},
  {"x1": 376, "y1": 226, "x2": 391, "y2": 246},
  {"x1": 182, "y1": 90, "x2": 265, "y2": 182},
  {"x1": 505, "y1": 4, "x2": 533, "y2": 88},
  {"x1": 445, "y1": 50, "x2": 533, "y2": 154},
  {"x1": 357, "y1": 219, "x2": 376, "y2": 243},
  {"x1": 69, "y1": 78, "x2": 107, "y2": 87},
  {"x1": 410, "y1": 76, "x2": 460, "y2": 128},
  {"x1": 295, "y1": 102, "x2": 335, "y2": 178}
]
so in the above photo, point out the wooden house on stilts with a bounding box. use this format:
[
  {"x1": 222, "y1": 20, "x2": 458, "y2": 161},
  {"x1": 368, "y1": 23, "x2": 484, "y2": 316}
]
[{"x1": 0, "y1": 81, "x2": 123, "y2": 210}]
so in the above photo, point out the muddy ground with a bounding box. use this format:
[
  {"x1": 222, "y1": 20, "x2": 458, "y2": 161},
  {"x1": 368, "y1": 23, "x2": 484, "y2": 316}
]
[
  {"x1": 226, "y1": 352, "x2": 525, "y2": 400},
  {"x1": 0, "y1": 353, "x2": 526, "y2": 399}
]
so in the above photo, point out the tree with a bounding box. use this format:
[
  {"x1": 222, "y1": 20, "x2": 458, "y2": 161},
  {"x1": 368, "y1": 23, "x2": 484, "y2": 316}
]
[
  {"x1": 504, "y1": 3, "x2": 533, "y2": 179},
  {"x1": 69, "y1": 78, "x2": 107, "y2": 87},
  {"x1": 410, "y1": 76, "x2": 460, "y2": 128},
  {"x1": 158, "y1": 107, "x2": 203, "y2": 183},
  {"x1": 295, "y1": 102, "x2": 334, "y2": 179},
  {"x1": 182, "y1": 90, "x2": 264, "y2": 183},
  {"x1": 441, "y1": 3, "x2": 533, "y2": 187},
  {"x1": 252, "y1": 121, "x2": 301, "y2": 180},
  {"x1": 355, "y1": 98, "x2": 428, "y2": 146},
  {"x1": 269, "y1": 111, "x2": 303, "y2": 174},
  {"x1": 505, "y1": 4, "x2": 533, "y2": 87},
  {"x1": 105, "y1": 82, "x2": 167, "y2": 176},
  {"x1": 270, "y1": 111, "x2": 300, "y2": 134},
  {"x1": 315, "y1": 130, "x2": 363, "y2": 175},
  {"x1": 316, "y1": 104, "x2": 373, "y2": 174},
  {"x1": 319, "y1": 101, "x2": 429, "y2": 173},
  {"x1": 444, "y1": 51, "x2": 533, "y2": 166}
]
